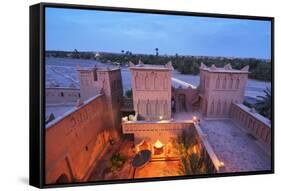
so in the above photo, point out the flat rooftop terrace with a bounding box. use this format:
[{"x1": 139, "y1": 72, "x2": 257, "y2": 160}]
[
  {"x1": 200, "y1": 119, "x2": 271, "y2": 172},
  {"x1": 173, "y1": 112, "x2": 271, "y2": 172},
  {"x1": 46, "y1": 104, "x2": 76, "y2": 120}
]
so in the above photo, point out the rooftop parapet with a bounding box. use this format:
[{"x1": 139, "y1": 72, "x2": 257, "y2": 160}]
[
  {"x1": 76, "y1": 64, "x2": 120, "y2": 72},
  {"x1": 200, "y1": 63, "x2": 250, "y2": 74},
  {"x1": 129, "y1": 60, "x2": 174, "y2": 71}
]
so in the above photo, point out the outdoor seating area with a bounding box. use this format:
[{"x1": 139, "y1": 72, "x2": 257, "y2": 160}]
[{"x1": 132, "y1": 150, "x2": 151, "y2": 168}]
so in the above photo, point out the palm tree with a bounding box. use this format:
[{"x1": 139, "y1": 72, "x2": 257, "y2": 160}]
[
  {"x1": 255, "y1": 87, "x2": 271, "y2": 119},
  {"x1": 155, "y1": 48, "x2": 159, "y2": 56},
  {"x1": 72, "y1": 49, "x2": 80, "y2": 59}
]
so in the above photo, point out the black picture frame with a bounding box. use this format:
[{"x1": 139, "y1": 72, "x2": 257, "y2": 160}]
[{"x1": 30, "y1": 2, "x2": 274, "y2": 188}]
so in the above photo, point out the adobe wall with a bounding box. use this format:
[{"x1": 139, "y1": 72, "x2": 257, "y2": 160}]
[
  {"x1": 172, "y1": 87, "x2": 199, "y2": 112},
  {"x1": 99, "y1": 68, "x2": 124, "y2": 139},
  {"x1": 45, "y1": 94, "x2": 112, "y2": 184},
  {"x1": 130, "y1": 67, "x2": 172, "y2": 120},
  {"x1": 122, "y1": 120, "x2": 194, "y2": 145},
  {"x1": 77, "y1": 67, "x2": 123, "y2": 140},
  {"x1": 77, "y1": 68, "x2": 100, "y2": 101},
  {"x1": 46, "y1": 87, "x2": 80, "y2": 104},
  {"x1": 199, "y1": 65, "x2": 248, "y2": 118},
  {"x1": 194, "y1": 124, "x2": 222, "y2": 173},
  {"x1": 229, "y1": 103, "x2": 271, "y2": 155}
]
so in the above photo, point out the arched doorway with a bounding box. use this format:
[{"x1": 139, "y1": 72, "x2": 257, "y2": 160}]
[
  {"x1": 171, "y1": 98, "x2": 176, "y2": 112},
  {"x1": 56, "y1": 173, "x2": 69, "y2": 184},
  {"x1": 204, "y1": 99, "x2": 208, "y2": 115},
  {"x1": 178, "y1": 94, "x2": 186, "y2": 112}
]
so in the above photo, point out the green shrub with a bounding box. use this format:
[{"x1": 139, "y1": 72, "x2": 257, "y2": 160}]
[
  {"x1": 125, "y1": 89, "x2": 133, "y2": 98},
  {"x1": 107, "y1": 152, "x2": 126, "y2": 172}
]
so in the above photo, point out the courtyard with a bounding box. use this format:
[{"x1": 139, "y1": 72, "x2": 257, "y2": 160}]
[
  {"x1": 87, "y1": 139, "x2": 184, "y2": 181},
  {"x1": 87, "y1": 110, "x2": 271, "y2": 181}
]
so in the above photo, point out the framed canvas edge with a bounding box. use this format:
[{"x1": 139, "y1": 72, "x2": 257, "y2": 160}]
[{"x1": 29, "y1": 2, "x2": 275, "y2": 189}]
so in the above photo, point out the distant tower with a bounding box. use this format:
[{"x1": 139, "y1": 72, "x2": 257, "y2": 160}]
[
  {"x1": 130, "y1": 61, "x2": 173, "y2": 120},
  {"x1": 77, "y1": 66, "x2": 123, "y2": 138},
  {"x1": 199, "y1": 63, "x2": 249, "y2": 117},
  {"x1": 77, "y1": 65, "x2": 100, "y2": 101}
]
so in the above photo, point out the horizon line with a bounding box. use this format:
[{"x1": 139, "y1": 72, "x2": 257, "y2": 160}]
[{"x1": 45, "y1": 49, "x2": 271, "y2": 61}]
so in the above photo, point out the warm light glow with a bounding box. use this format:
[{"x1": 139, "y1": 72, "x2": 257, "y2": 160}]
[
  {"x1": 159, "y1": 116, "x2": 163, "y2": 120},
  {"x1": 154, "y1": 140, "x2": 164, "y2": 149},
  {"x1": 192, "y1": 116, "x2": 197, "y2": 121},
  {"x1": 158, "y1": 120, "x2": 169, "y2": 123},
  {"x1": 220, "y1": 161, "x2": 224, "y2": 167},
  {"x1": 192, "y1": 145, "x2": 198, "y2": 154},
  {"x1": 122, "y1": 116, "x2": 128, "y2": 122},
  {"x1": 129, "y1": 114, "x2": 136, "y2": 121}
]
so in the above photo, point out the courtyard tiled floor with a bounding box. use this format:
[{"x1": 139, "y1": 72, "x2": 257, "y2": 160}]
[
  {"x1": 134, "y1": 160, "x2": 182, "y2": 179},
  {"x1": 200, "y1": 120, "x2": 271, "y2": 172}
]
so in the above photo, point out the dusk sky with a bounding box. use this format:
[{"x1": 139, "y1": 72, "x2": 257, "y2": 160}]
[{"x1": 46, "y1": 7, "x2": 271, "y2": 59}]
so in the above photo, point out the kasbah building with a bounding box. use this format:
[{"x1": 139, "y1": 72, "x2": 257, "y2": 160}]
[{"x1": 45, "y1": 60, "x2": 271, "y2": 184}]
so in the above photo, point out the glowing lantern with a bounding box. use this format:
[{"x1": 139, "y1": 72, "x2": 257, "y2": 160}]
[
  {"x1": 192, "y1": 116, "x2": 197, "y2": 121},
  {"x1": 154, "y1": 140, "x2": 163, "y2": 149},
  {"x1": 122, "y1": 116, "x2": 128, "y2": 122},
  {"x1": 154, "y1": 140, "x2": 164, "y2": 155},
  {"x1": 192, "y1": 145, "x2": 198, "y2": 154}
]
